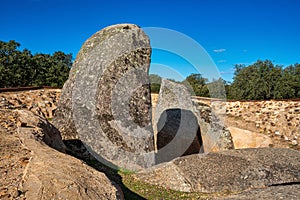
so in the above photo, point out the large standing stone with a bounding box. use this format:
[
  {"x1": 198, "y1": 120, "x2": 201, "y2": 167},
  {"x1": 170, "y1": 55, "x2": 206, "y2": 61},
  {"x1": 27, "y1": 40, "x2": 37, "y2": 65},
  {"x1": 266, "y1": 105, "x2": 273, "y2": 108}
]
[
  {"x1": 53, "y1": 24, "x2": 155, "y2": 170},
  {"x1": 154, "y1": 79, "x2": 234, "y2": 164},
  {"x1": 154, "y1": 79, "x2": 203, "y2": 163}
]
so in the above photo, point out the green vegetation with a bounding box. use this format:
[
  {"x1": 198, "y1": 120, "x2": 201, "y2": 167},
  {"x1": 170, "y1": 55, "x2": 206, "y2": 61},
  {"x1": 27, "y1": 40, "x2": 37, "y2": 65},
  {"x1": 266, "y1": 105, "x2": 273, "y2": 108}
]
[
  {"x1": 230, "y1": 60, "x2": 300, "y2": 100},
  {"x1": 2, "y1": 40, "x2": 299, "y2": 100},
  {"x1": 72, "y1": 148, "x2": 227, "y2": 200},
  {"x1": 183, "y1": 73, "x2": 209, "y2": 97},
  {"x1": 120, "y1": 172, "x2": 236, "y2": 199},
  {"x1": 149, "y1": 74, "x2": 161, "y2": 93},
  {"x1": 150, "y1": 60, "x2": 300, "y2": 100},
  {"x1": 150, "y1": 73, "x2": 229, "y2": 99},
  {"x1": 0, "y1": 40, "x2": 72, "y2": 88}
]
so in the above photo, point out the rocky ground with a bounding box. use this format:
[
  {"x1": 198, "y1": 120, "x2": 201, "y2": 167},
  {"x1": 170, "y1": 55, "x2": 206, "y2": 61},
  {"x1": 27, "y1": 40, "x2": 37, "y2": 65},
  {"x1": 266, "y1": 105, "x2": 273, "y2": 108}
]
[
  {"x1": 0, "y1": 110, "x2": 28, "y2": 199},
  {"x1": 133, "y1": 148, "x2": 300, "y2": 198},
  {"x1": 0, "y1": 89, "x2": 299, "y2": 199},
  {"x1": 1, "y1": 89, "x2": 298, "y2": 150},
  {"x1": 0, "y1": 109, "x2": 122, "y2": 199},
  {"x1": 153, "y1": 93, "x2": 299, "y2": 150},
  {"x1": 0, "y1": 89, "x2": 60, "y2": 119}
]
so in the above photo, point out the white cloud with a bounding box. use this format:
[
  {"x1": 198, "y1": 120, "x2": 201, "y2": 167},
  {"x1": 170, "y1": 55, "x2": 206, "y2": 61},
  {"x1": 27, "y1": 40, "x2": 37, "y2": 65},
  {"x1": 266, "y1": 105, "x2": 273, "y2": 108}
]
[
  {"x1": 220, "y1": 68, "x2": 235, "y2": 75},
  {"x1": 213, "y1": 49, "x2": 226, "y2": 53},
  {"x1": 220, "y1": 71, "x2": 232, "y2": 75}
]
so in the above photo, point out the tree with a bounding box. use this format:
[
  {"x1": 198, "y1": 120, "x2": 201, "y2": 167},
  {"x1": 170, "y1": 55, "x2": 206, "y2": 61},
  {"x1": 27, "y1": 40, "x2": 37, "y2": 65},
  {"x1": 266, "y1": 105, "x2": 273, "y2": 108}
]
[
  {"x1": 231, "y1": 60, "x2": 272, "y2": 100},
  {"x1": 149, "y1": 74, "x2": 162, "y2": 84},
  {"x1": 229, "y1": 60, "x2": 300, "y2": 100},
  {"x1": 0, "y1": 40, "x2": 72, "y2": 88},
  {"x1": 0, "y1": 40, "x2": 21, "y2": 87},
  {"x1": 273, "y1": 64, "x2": 300, "y2": 99},
  {"x1": 183, "y1": 73, "x2": 209, "y2": 97},
  {"x1": 294, "y1": 64, "x2": 300, "y2": 97},
  {"x1": 31, "y1": 53, "x2": 52, "y2": 86},
  {"x1": 14, "y1": 49, "x2": 34, "y2": 86},
  {"x1": 47, "y1": 51, "x2": 72, "y2": 87},
  {"x1": 207, "y1": 78, "x2": 227, "y2": 99},
  {"x1": 149, "y1": 74, "x2": 162, "y2": 93}
]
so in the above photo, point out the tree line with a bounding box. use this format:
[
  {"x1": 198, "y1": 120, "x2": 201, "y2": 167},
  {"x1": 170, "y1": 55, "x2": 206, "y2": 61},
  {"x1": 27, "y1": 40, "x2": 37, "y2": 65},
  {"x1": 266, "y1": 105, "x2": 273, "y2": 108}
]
[
  {"x1": 150, "y1": 73, "x2": 226, "y2": 98},
  {"x1": 150, "y1": 60, "x2": 300, "y2": 100},
  {"x1": 1, "y1": 40, "x2": 299, "y2": 100},
  {"x1": 229, "y1": 60, "x2": 300, "y2": 100},
  {"x1": 0, "y1": 40, "x2": 72, "y2": 88}
]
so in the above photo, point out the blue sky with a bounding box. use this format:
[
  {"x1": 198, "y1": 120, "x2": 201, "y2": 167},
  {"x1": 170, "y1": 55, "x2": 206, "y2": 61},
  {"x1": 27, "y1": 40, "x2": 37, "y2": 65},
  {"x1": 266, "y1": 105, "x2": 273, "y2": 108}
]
[{"x1": 1, "y1": 0, "x2": 300, "y2": 82}]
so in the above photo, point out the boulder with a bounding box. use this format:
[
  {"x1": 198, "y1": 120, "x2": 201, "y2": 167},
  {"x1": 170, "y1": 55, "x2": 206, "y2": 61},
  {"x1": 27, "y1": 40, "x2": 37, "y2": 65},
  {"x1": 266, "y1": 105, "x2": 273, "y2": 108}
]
[
  {"x1": 15, "y1": 109, "x2": 66, "y2": 153},
  {"x1": 228, "y1": 126, "x2": 273, "y2": 149},
  {"x1": 156, "y1": 109, "x2": 203, "y2": 160},
  {"x1": 194, "y1": 101, "x2": 234, "y2": 152},
  {"x1": 53, "y1": 24, "x2": 155, "y2": 170},
  {"x1": 154, "y1": 80, "x2": 203, "y2": 163},
  {"x1": 134, "y1": 148, "x2": 300, "y2": 195},
  {"x1": 0, "y1": 109, "x2": 123, "y2": 199},
  {"x1": 217, "y1": 184, "x2": 300, "y2": 199},
  {"x1": 154, "y1": 79, "x2": 233, "y2": 164}
]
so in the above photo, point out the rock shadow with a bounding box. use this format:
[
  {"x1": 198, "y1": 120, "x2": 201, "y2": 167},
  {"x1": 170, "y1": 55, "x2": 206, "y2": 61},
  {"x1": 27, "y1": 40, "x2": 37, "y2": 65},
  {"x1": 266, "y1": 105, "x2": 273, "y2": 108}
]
[
  {"x1": 63, "y1": 139, "x2": 146, "y2": 200},
  {"x1": 155, "y1": 108, "x2": 204, "y2": 164}
]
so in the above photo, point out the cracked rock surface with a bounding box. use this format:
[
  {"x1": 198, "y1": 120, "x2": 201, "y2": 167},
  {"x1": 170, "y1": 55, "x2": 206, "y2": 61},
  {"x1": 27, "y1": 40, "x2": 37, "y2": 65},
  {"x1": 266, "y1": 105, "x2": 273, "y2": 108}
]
[
  {"x1": 0, "y1": 109, "x2": 122, "y2": 199},
  {"x1": 134, "y1": 148, "x2": 300, "y2": 198},
  {"x1": 53, "y1": 23, "x2": 154, "y2": 170}
]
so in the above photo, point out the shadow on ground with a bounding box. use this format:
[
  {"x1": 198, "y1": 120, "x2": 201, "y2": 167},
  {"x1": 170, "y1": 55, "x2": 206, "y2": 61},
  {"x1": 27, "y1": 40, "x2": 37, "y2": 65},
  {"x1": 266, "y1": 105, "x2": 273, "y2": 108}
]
[{"x1": 63, "y1": 139, "x2": 145, "y2": 200}]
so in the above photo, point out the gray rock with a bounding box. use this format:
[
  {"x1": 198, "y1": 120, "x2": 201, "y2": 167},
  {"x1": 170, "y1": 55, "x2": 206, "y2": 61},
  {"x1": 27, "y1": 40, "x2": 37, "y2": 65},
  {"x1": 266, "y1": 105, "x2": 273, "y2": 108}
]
[
  {"x1": 154, "y1": 79, "x2": 233, "y2": 164},
  {"x1": 154, "y1": 79, "x2": 203, "y2": 164},
  {"x1": 0, "y1": 109, "x2": 122, "y2": 200},
  {"x1": 134, "y1": 148, "x2": 300, "y2": 194},
  {"x1": 15, "y1": 109, "x2": 66, "y2": 153},
  {"x1": 53, "y1": 24, "x2": 155, "y2": 170},
  {"x1": 156, "y1": 109, "x2": 203, "y2": 162},
  {"x1": 194, "y1": 101, "x2": 234, "y2": 152},
  {"x1": 220, "y1": 184, "x2": 300, "y2": 200}
]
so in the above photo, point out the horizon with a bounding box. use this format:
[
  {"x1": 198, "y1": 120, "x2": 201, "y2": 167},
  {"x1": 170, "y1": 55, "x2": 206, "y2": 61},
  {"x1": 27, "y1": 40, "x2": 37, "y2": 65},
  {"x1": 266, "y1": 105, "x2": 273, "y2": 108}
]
[{"x1": 1, "y1": 0, "x2": 300, "y2": 82}]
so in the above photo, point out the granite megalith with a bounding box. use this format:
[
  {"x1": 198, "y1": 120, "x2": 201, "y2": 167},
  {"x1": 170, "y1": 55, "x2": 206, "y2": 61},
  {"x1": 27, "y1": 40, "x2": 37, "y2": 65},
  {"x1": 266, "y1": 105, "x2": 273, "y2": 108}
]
[
  {"x1": 156, "y1": 108, "x2": 203, "y2": 162},
  {"x1": 154, "y1": 80, "x2": 204, "y2": 163},
  {"x1": 154, "y1": 79, "x2": 234, "y2": 164},
  {"x1": 53, "y1": 24, "x2": 155, "y2": 170},
  {"x1": 134, "y1": 148, "x2": 300, "y2": 197}
]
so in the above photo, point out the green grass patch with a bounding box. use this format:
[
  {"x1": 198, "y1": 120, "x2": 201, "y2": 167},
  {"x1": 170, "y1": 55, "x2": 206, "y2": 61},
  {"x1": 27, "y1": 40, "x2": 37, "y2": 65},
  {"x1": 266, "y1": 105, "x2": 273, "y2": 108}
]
[
  {"x1": 118, "y1": 168, "x2": 135, "y2": 175},
  {"x1": 121, "y1": 173, "x2": 215, "y2": 200}
]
